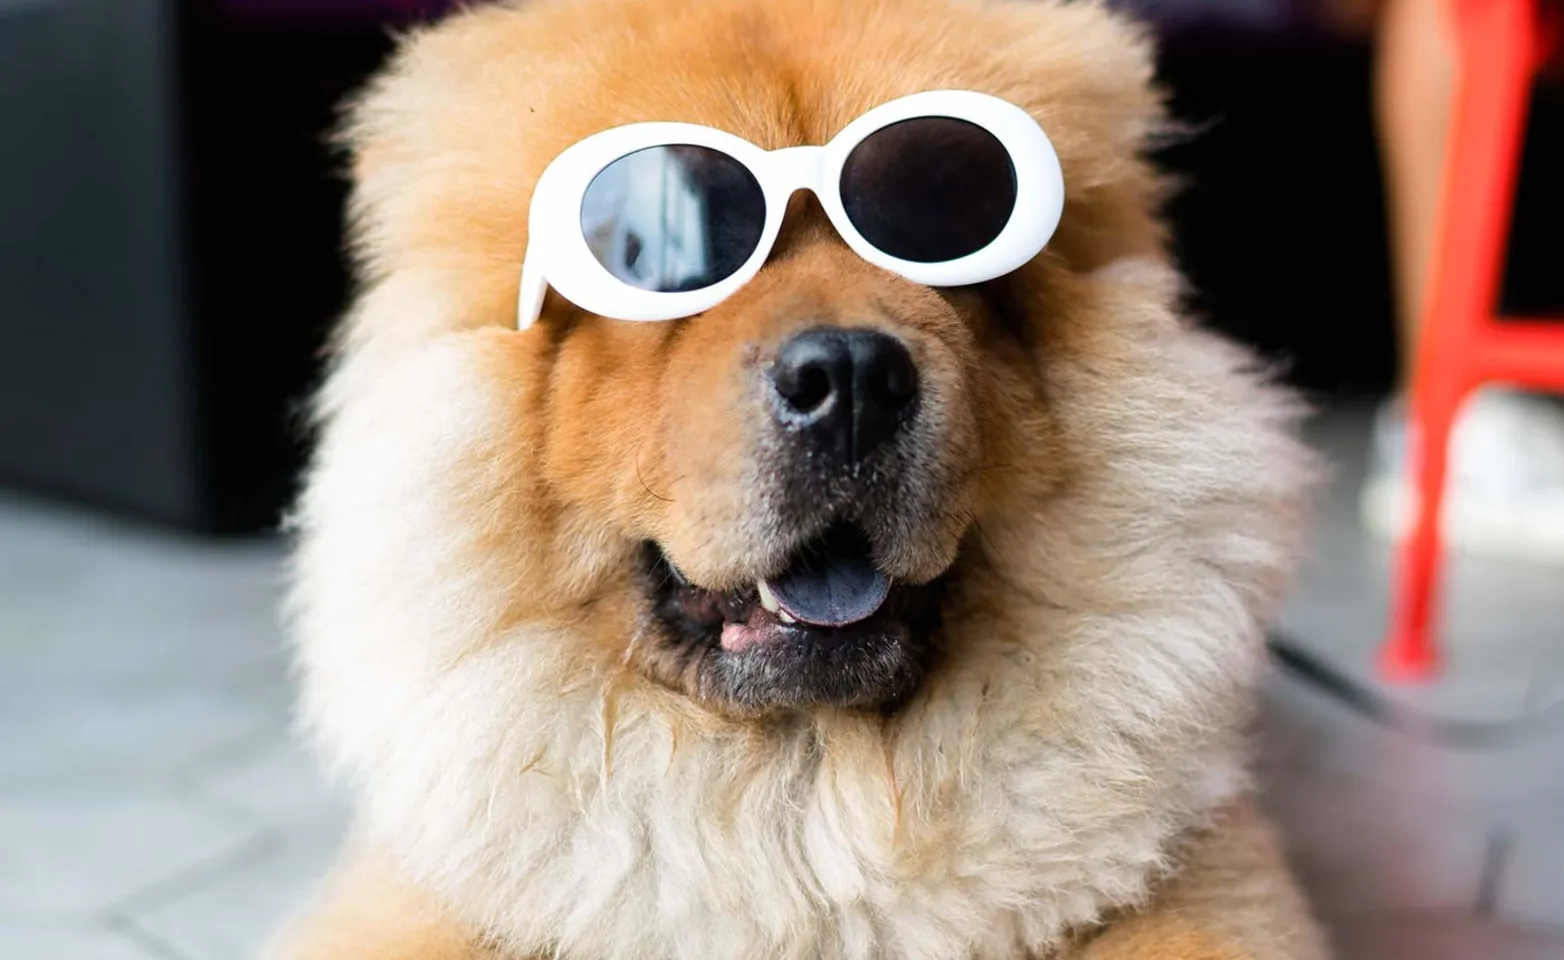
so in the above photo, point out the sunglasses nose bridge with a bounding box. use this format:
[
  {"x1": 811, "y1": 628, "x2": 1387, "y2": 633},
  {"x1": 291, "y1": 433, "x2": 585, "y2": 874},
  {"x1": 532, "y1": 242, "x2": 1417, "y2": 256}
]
[{"x1": 766, "y1": 145, "x2": 829, "y2": 199}]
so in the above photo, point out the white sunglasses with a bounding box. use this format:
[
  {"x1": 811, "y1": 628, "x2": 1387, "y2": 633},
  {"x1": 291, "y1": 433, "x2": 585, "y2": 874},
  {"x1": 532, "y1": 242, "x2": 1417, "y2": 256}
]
[{"x1": 517, "y1": 90, "x2": 1065, "y2": 329}]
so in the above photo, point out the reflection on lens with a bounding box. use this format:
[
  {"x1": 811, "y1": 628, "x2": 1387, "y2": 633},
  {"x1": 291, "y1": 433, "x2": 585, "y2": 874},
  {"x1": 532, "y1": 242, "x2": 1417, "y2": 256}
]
[
  {"x1": 840, "y1": 117, "x2": 1018, "y2": 265},
  {"x1": 580, "y1": 145, "x2": 767, "y2": 294}
]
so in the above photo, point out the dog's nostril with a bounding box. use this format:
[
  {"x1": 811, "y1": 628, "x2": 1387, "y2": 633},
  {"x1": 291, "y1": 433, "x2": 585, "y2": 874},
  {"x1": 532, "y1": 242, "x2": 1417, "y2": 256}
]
[
  {"x1": 775, "y1": 361, "x2": 835, "y2": 416},
  {"x1": 773, "y1": 331, "x2": 850, "y2": 419},
  {"x1": 861, "y1": 335, "x2": 918, "y2": 407},
  {"x1": 771, "y1": 328, "x2": 919, "y2": 461}
]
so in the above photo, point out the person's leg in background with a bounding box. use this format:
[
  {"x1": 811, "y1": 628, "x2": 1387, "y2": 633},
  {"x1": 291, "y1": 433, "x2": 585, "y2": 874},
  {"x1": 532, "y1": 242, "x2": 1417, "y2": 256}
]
[
  {"x1": 1375, "y1": 0, "x2": 1449, "y2": 357},
  {"x1": 1362, "y1": 0, "x2": 1564, "y2": 559}
]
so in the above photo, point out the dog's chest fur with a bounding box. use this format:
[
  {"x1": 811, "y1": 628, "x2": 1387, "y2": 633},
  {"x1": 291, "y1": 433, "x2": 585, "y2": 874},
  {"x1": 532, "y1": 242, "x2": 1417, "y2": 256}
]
[{"x1": 321, "y1": 592, "x2": 1257, "y2": 960}]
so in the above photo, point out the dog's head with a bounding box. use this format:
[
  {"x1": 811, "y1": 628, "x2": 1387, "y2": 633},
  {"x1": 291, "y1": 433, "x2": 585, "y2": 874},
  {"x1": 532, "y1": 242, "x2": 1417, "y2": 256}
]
[{"x1": 314, "y1": 0, "x2": 1203, "y2": 718}]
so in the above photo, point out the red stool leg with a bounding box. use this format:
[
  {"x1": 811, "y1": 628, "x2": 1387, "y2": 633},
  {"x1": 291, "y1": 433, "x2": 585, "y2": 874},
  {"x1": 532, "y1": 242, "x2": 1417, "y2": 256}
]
[
  {"x1": 1381, "y1": 381, "x2": 1466, "y2": 680},
  {"x1": 1377, "y1": 0, "x2": 1538, "y2": 681}
]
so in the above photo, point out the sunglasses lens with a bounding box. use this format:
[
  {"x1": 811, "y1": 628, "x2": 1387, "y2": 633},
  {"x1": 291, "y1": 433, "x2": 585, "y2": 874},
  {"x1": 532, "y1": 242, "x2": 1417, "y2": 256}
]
[
  {"x1": 580, "y1": 145, "x2": 767, "y2": 294},
  {"x1": 840, "y1": 117, "x2": 1017, "y2": 265}
]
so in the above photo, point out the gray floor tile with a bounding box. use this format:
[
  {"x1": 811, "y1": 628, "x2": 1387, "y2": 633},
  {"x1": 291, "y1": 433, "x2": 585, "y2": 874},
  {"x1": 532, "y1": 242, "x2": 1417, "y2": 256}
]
[
  {"x1": 1497, "y1": 807, "x2": 1564, "y2": 930},
  {"x1": 0, "y1": 683, "x2": 281, "y2": 785},
  {"x1": 0, "y1": 537, "x2": 286, "y2": 695},
  {"x1": 0, "y1": 782, "x2": 260, "y2": 920},
  {"x1": 1260, "y1": 670, "x2": 1564, "y2": 832},
  {"x1": 123, "y1": 832, "x2": 342, "y2": 960},
  {"x1": 0, "y1": 492, "x2": 290, "y2": 785},
  {"x1": 184, "y1": 734, "x2": 348, "y2": 835},
  {"x1": 1260, "y1": 725, "x2": 1495, "y2": 916},
  {"x1": 0, "y1": 921, "x2": 175, "y2": 960},
  {"x1": 1330, "y1": 914, "x2": 1564, "y2": 960}
]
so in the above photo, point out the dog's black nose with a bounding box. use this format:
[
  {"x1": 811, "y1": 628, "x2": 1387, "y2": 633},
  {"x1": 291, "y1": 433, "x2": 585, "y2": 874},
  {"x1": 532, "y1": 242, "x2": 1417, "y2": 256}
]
[{"x1": 771, "y1": 328, "x2": 918, "y2": 462}]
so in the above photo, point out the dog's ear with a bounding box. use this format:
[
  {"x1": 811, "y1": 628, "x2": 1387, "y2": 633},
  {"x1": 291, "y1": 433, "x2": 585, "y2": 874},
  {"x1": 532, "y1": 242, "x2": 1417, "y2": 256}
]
[
  {"x1": 334, "y1": 24, "x2": 442, "y2": 292},
  {"x1": 980, "y1": 0, "x2": 1172, "y2": 269},
  {"x1": 332, "y1": 5, "x2": 551, "y2": 347}
]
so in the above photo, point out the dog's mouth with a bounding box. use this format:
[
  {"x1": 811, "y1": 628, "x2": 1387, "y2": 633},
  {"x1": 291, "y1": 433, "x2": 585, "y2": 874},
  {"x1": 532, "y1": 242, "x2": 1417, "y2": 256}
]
[
  {"x1": 641, "y1": 525, "x2": 946, "y2": 712},
  {"x1": 728, "y1": 525, "x2": 893, "y2": 650}
]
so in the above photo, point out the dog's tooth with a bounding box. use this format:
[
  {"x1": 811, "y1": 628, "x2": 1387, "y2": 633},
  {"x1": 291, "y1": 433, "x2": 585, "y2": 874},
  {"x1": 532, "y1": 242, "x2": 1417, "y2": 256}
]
[
  {"x1": 778, "y1": 609, "x2": 797, "y2": 625},
  {"x1": 757, "y1": 580, "x2": 781, "y2": 614}
]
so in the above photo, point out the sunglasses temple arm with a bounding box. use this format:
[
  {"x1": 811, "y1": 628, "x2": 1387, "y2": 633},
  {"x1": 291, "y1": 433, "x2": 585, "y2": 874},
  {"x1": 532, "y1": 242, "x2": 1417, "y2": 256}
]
[{"x1": 517, "y1": 254, "x2": 547, "y2": 330}]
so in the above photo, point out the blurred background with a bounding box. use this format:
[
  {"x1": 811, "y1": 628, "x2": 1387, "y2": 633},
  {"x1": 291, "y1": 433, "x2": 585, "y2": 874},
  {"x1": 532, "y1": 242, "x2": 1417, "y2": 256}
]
[{"x1": 1, "y1": 0, "x2": 1561, "y2": 958}]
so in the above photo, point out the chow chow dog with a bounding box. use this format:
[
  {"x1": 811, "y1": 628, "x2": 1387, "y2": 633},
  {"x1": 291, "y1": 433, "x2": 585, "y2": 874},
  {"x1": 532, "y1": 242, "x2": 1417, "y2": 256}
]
[{"x1": 272, "y1": 0, "x2": 1327, "y2": 957}]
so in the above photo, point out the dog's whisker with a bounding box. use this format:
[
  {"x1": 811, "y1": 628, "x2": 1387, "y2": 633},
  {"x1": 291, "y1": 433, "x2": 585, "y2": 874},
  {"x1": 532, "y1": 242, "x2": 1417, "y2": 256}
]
[
  {"x1": 623, "y1": 620, "x2": 650, "y2": 669},
  {"x1": 634, "y1": 440, "x2": 676, "y2": 504},
  {"x1": 969, "y1": 514, "x2": 1000, "y2": 560},
  {"x1": 599, "y1": 669, "x2": 629, "y2": 785},
  {"x1": 880, "y1": 726, "x2": 903, "y2": 844}
]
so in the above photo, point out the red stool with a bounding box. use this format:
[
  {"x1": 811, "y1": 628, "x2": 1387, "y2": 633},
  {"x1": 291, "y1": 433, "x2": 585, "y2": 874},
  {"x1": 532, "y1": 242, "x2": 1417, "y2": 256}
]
[{"x1": 1381, "y1": 0, "x2": 1564, "y2": 680}]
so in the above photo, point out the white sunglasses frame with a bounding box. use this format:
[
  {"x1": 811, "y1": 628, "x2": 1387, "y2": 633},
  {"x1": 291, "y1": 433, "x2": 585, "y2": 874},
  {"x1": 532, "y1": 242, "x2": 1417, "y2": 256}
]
[{"x1": 516, "y1": 89, "x2": 1065, "y2": 329}]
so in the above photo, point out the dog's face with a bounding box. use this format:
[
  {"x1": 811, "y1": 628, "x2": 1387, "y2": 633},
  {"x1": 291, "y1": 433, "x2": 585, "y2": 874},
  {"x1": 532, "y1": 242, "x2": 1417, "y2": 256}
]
[
  {"x1": 584, "y1": 250, "x2": 979, "y2": 712},
  {"x1": 331, "y1": 0, "x2": 1171, "y2": 718},
  {"x1": 557, "y1": 229, "x2": 1040, "y2": 712}
]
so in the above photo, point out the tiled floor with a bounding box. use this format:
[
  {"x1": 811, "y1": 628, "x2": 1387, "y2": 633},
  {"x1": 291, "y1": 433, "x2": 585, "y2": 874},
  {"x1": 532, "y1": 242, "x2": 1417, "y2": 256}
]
[
  {"x1": 2, "y1": 403, "x2": 1562, "y2": 959},
  {"x1": 0, "y1": 498, "x2": 345, "y2": 959}
]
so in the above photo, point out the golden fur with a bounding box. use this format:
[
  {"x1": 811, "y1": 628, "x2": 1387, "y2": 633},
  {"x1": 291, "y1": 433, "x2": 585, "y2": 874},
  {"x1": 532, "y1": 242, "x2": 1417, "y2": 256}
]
[{"x1": 273, "y1": 0, "x2": 1328, "y2": 957}]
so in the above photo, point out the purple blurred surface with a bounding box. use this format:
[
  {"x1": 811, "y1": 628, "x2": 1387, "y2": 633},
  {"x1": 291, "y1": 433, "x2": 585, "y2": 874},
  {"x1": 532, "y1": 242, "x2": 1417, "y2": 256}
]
[
  {"x1": 218, "y1": 0, "x2": 447, "y2": 22},
  {"x1": 1112, "y1": 0, "x2": 1313, "y2": 34},
  {"x1": 216, "y1": 0, "x2": 1315, "y2": 35}
]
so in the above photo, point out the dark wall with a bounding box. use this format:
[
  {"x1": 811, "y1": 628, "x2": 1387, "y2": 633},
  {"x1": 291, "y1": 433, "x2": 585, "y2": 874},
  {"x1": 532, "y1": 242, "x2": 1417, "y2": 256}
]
[
  {"x1": 0, "y1": 0, "x2": 196, "y2": 522},
  {"x1": 175, "y1": 6, "x2": 392, "y2": 530}
]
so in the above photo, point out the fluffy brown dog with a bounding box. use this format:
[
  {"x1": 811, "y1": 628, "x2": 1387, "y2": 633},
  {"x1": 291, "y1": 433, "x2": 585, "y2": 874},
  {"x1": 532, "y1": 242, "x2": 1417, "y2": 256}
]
[{"x1": 273, "y1": 0, "x2": 1328, "y2": 958}]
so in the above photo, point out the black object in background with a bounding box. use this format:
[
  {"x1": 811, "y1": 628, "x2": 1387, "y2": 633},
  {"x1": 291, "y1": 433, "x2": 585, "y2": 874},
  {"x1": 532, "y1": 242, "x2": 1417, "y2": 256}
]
[
  {"x1": 1156, "y1": 35, "x2": 1564, "y2": 394},
  {"x1": 0, "y1": 0, "x2": 392, "y2": 534},
  {"x1": 1156, "y1": 38, "x2": 1398, "y2": 392}
]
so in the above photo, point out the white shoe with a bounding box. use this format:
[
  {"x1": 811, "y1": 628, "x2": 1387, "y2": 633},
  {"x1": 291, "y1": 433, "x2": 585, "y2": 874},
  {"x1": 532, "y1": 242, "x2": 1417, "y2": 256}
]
[{"x1": 1360, "y1": 388, "x2": 1564, "y2": 562}]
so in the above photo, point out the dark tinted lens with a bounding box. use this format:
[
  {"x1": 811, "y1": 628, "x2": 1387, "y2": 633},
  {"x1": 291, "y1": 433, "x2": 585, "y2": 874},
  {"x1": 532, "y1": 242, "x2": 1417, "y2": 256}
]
[
  {"x1": 840, "y1": 117, "x2": 1017, "y2": 264},
  {"x1": 580, "y1": 145, "x2": 766, "y2": 293}
]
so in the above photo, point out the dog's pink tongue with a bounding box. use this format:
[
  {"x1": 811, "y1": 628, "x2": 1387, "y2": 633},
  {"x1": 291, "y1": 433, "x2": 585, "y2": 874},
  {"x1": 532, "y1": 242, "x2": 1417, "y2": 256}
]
[{"x1": 766, "y1": 554, "x2": 890, "y2": 628}]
